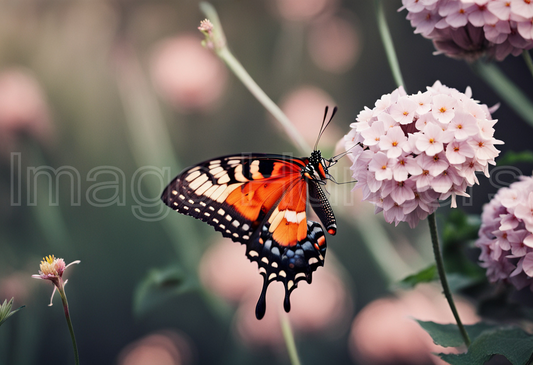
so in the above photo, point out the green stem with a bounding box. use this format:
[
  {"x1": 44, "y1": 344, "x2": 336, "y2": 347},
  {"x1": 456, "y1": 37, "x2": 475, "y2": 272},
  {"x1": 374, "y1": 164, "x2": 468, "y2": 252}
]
[
  {"x1": 522, "y1": 50, "x2": 533, "y2": 80},
  {"x1": 58, "y1": 288, "x2": 79, "y2": 365},
  {"x1": 375, "y1": 0, "x2": 405, "y2": 89},
  {"x1": 471, "y1": 60, "x2": 533, "y2": 128},
  {"x1": 428, "y1": 213, "x2": 471, "y2": 347},
  {"x1": 280, "y1": 314, "x2": 302, "y2": 365},
  {"x1": 200, "y1": 1, "x2": 310, "y2": 155}
]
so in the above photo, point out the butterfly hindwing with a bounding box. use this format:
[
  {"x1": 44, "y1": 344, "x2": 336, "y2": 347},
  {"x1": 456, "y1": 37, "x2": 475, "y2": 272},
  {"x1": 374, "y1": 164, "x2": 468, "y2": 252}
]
[{"x1": 251, "y1": 220, "x2": 327, "y2": 319}]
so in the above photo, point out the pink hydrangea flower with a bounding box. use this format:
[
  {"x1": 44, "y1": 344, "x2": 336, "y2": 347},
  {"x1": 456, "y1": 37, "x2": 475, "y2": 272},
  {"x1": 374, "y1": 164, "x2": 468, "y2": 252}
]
[
  {"x1": 476, "y1": 175, "x2": 533, "y2": 290},
  {"x1": 400, "y1": 0, "x2": 533, "y2": 61},
  {"x1": 345, "y1": 81, "x2": 502, "y2": 228}
]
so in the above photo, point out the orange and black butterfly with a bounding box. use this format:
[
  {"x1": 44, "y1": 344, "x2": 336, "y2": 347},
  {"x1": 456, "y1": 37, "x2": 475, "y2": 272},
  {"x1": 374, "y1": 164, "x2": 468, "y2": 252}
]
[{"x1": 161, "y1": 107, "x2": 340, "y2": 319}]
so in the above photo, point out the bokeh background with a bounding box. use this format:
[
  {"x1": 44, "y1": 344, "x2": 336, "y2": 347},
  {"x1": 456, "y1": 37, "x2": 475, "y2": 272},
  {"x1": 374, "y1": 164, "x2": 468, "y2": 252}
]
[{"x1": 1, "y1": 0, "x2": 532, "y2": 364}]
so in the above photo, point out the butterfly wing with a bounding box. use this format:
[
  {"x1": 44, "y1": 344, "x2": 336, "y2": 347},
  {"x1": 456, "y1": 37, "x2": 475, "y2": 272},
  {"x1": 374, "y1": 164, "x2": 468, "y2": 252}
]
[
  {"x1": 161, "y1": 154, "x2": 304, "y2": 241},
  {"x1": 161, "y1": 154, "x2": 328, "y2": 319}
]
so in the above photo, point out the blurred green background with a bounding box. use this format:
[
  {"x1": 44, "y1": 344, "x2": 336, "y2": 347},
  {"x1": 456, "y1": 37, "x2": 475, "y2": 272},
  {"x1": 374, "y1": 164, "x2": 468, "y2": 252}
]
[{"x1": 1, "y1": 0, "x2": 532, "y2": 364}]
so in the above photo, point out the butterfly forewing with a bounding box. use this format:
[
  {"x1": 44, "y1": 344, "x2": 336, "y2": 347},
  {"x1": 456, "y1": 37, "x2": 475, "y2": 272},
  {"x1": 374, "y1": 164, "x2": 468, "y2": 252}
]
[{"x1": 161, "y1": 154, "x2": 305, "y2": 242}]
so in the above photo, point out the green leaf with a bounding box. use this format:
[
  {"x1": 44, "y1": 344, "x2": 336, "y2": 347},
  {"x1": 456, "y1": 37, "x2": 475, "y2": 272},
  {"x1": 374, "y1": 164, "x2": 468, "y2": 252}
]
[
  {"x1": 417, "y1": 321, "x2": 498, "y2": 348},
  {"x1": 133, "y1": 265, "x2": 197, "y2": 316},
  {"x1": 441, "y1": 211, "x2": 486, "y2": 282},
  {"x1": 496, "y1": 150, "x2": 533, "y2": 167},
  {"x1": 439, "y1": 327, "x2": 533, "y2": 365},
  {"x1": 442, "y1": 210, "x2": 480, "y2": 247},
  {"x1": 397, "y1": 265, "x2": 438, "y2": 289},
  {"x1": 0, "y1": 298, "x2": 24, "y2": 327}
]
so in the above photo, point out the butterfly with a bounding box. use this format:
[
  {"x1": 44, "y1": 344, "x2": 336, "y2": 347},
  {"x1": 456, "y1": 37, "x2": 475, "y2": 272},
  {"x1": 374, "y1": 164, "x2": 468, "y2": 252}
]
[{"x1": 161, "y1": 107, "x2": 340, "y2": 319}]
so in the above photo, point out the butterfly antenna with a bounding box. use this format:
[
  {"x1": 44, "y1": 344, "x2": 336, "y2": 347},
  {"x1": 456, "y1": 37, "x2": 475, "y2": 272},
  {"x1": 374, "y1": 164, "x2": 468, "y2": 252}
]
[
  {"x1": 314, "y1": 106, "x2": 338, "y2": 151},
  {"x1": 330, "y1": 141, "x2": 360, "y2": 163},
  {"x1": 314, "y1": 106, "x2": 329, "y2": 151}
]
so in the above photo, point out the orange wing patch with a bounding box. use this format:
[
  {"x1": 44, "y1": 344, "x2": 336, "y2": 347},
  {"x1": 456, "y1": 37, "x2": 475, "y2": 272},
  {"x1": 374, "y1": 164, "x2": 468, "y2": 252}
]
[
  {"x1": 226, "y1": 173, "x2": 299, "y2": 222},
  {"x1": 268, "y1": 179, "x2": 308, "y2": 247}
]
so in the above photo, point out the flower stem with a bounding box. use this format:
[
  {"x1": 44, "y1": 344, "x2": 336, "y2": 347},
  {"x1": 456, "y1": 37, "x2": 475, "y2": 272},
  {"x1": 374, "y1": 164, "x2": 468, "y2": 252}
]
[
  {"x1": 199, "y1": 1, "x2": 310, "y2": 155},
  {"x1": 58, "y1": 288, "x2": 79, "y2": 365},
  {"x1": 428, "y1": 213, "x2": 471, "y2": 347},
  {"x1": 375, "y1": 0, "x2": 405, "y2": 89},
  {"x1": 522, "y1": 50, "x2": 533, "y2": 81},
  {"x1": 280, "y1": 314, "x2": 302, "y2": 365}
]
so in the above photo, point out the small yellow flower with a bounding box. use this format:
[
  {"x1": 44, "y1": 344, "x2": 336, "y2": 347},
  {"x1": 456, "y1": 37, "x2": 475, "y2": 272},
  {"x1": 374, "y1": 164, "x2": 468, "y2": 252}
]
[
  {"x1": 38, "y1": 255, "x2": 65, "y2": 277},
  {"x1": 32, "y1": 255, "x2": 80, "y2": 306},
  {"x1": 32, "y1": 255, "x2": 81, "y2": 364}
]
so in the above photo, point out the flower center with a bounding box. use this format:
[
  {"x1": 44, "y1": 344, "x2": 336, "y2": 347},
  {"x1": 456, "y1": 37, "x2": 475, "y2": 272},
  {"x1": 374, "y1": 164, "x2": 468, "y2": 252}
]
[
  {"x1": 40, "y1": 256, "x2": 59, "y2": 276},
  {"x1": 381, "y1": 165, "x2": 387, "y2": 170},
  {"x1": 439, "y1": 107, "x2": 447, "y2": 113},
  {"x1": 429, "y1": 138, "x2": 435, "y2": 144},
  {"x1": 454, "y1": 146, "x2": 460, "y2": 152},
  {"x1": 392, "y1": 141, "x2": 398, "y2": 147}
]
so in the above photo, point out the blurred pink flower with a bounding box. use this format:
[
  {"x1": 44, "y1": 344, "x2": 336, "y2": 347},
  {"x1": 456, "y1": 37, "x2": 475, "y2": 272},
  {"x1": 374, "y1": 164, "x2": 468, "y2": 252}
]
[
  {"x1": 198, "y1": 19, "x2": 214, "y2": 34},
  {"x1": 199, "y1": 238, "x2": 262, "y2": 302},
  {"x1": 0, "y1": 67, "x2": 52, "y2": 156},
  {"x1": 400, "y1": 0, "x2": 533, "y2": 61},
  {"x1": 279, "y1": 86, "x2": 341, "y2": 147},
  {"x1": 117, "y1": 330, "x2": 194, "y2": 365},
  {"x1": 307, "y1": 14, "x2": 360, "y2": 73},
  {"x1": 273, "y1": 0, "x2": 339, "y2": 22},
  {"x1": 149, "y1": 35, "x2": 228, "y2": 113},
  {"x1": 0, "y1": 271, "x2": 34, "y2": 305},
  {"x1": 349, "y1": 285, "x2": 479, "y2": 365}
]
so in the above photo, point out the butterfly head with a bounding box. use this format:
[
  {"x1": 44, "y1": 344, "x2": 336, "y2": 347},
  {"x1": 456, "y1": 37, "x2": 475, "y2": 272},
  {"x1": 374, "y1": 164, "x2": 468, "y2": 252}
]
[{"x1": 304, "y1": 149, "x2": 336, "y2": 183}]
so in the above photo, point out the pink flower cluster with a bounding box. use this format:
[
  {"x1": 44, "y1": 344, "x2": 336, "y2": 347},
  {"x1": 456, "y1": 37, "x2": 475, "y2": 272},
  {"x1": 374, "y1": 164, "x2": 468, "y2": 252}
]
[
  {"x1": 345, "y1": 81, "x2": 502, "y2": 228},
  {"x1": 400, "y1": 0, "x2": 533, "y2": 61},
  {"x1": 476, "y1": 175, "x2": 533, "y2": 290}
]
